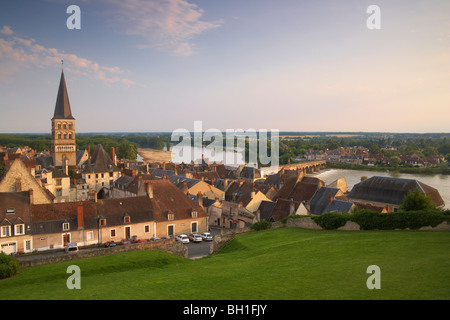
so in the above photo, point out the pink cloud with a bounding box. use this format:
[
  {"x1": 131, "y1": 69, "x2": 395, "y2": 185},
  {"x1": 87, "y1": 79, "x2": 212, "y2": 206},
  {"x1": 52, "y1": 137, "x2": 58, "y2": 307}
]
[{"x1": 0, "y1": 25, "x2": 134, "y2": 85}]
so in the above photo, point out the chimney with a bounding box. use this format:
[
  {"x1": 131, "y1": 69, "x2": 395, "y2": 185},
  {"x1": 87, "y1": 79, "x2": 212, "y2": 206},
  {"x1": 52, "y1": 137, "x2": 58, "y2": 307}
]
[
  {"x1": 251, "y1": 191, "x2": 255, "y2": 199},
  {"x1": 88, "y1": 145, "x2": 91, "y2": 158},
  {"x1": 256, "y1": 209, "x2": 261, "y2": 221},
  {"x1": 290, "y1": 199, "x2": 295, "y2": 215},
  {"x1": 329, "y1": 195, "x2": 334, "y2": 203},
  {"x1": 147, "y1": 181, "x2": 154, "y2": 199},
  {"x1": 29, "y1": 189, "x2": 34, "y2": 205},
  {"x1": 197, "y1": 191, "x2": 203, "y2": 208},
  {"x1": 110, "y1": 147, "x2": 116, "y2": 164},
  {"x1": 16, "y1": 178, "x2": 22, "y2": 192},
  {"x1": 182, "y1": 182, "x2": 188, "y2": 194},
  {"x1": 77, "y1": 202, "x2": 84, "y2": 229}
]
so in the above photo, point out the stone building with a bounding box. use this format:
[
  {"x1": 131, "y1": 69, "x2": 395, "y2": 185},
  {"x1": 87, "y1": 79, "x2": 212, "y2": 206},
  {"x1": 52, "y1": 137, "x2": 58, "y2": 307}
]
[{"x1": 51, "y1": 70, "x2": 77, "y2": 168}]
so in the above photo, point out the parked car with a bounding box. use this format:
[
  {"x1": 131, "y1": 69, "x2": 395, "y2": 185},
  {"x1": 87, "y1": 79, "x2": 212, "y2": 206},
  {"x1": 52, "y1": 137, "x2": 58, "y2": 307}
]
[
  {"x1": 65, "y1": 242, "x2": 78, "y2": 253},
  {"x1": 121, "y1": 240, "x2": 131, "y2": 245},
  {"x1": 176, "y1": 234, "x2": 190, "y2": 244},
  {"x1": 200, "y1": 232, "x2": 213, "y2": 241},
  {"x1": 189, "y1": 234, "x2": 203, "y2": 243},
  {"x1": 104, "y1": 241, "x2": 117, "y2": 248}
]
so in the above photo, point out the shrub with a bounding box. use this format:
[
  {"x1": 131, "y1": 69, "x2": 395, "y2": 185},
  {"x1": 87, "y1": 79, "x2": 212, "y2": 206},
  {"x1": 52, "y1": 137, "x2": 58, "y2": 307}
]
[
  {"x1": 250, "y1": 220, "x2": 272, "y2": 231},
  {"x1": 313, "y1": 212, "x2": 349, "y2": 230},
  {"x1": 0, "y1": 253, "x2": 19, "y2": 279},
  {"x1": 350, "y1": 209, "x2": 447, "y2": 230}
]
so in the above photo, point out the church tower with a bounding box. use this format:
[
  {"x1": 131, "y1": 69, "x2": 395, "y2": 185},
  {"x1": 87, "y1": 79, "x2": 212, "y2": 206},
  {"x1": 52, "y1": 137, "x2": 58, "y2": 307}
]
[{"x1": 51, "y1": 70, "x2": 76, "y2": 167}]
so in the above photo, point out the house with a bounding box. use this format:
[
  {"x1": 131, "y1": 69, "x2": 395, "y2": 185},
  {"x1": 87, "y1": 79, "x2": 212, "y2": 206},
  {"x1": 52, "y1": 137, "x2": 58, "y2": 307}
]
[
  {"x1": 266, "y1": 198, "x2": 303, "y2": 222},
  {"x1": 0, "y1": 191, "x2": 33, "y2": 254},
  {"x1": 308, "y1": 187, "x2": 345, "y2": 215},
  {"x1": 0, "y1": 159, "x2": 54, "y2": 204},
  {"x1": 348, "y1": 176, "x2": 445, "y2": 210},
  {"x1": 208, "y1": 200, "x2": 256, "y2": 229},
  {"x1": 82, "y1": 144, "x2": 121, "y2": 197},
  {"x1": 3, "y1": 180, "x2": 208, "y2": 254},
  {"x1": 169, "y1": 175, "x2": 225, "y2": 201}
]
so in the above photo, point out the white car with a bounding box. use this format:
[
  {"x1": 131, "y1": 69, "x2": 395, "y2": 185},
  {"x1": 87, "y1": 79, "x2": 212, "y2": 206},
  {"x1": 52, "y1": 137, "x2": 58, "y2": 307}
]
[
  {"x1": 189, "y1": 234, "x2": 203, "y2": 243},
  {"x1": 201, "y1": 232, "x2": 213, "y2": 241},
  {"x1": 176, "y1": 234, "x2": 190, "y2": 244}
]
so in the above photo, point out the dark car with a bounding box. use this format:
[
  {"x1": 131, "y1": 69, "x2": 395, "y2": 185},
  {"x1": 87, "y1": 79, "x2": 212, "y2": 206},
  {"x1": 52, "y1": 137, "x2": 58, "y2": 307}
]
[{"x1": 104, "y1": 241, "x2": 117, "y2": 248}]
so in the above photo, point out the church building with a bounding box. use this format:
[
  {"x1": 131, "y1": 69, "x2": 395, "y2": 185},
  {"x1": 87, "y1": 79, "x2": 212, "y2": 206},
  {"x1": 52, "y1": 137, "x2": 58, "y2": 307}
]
[{"x1": 51, "y1": 70, "x2": 77, "y2": 168}]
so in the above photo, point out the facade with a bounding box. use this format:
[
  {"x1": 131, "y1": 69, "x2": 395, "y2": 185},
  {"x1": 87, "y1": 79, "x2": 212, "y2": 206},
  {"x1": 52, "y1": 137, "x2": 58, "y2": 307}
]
[{"x1": 0, "y1": 179, "x2": 208, "y2": 254}]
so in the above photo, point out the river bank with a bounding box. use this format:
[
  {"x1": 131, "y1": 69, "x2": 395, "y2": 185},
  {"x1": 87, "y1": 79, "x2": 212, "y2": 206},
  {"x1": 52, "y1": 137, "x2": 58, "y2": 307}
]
[{"x1": 325, "y1": 162, "x2": 450, "y2": 175}]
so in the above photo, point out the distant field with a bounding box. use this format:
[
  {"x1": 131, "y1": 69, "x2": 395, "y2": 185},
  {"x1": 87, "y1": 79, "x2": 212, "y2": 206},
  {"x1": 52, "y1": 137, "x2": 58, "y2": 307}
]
[
  {"x1": 138, "y1": 148, "x2": 172, "y2": 163},
  {"x1": 1, "y1": 228, "x2": 449, "y2": 300}
]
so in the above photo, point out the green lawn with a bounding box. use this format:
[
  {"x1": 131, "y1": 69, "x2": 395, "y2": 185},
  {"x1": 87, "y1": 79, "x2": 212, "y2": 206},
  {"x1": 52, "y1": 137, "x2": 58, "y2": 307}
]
[{"x1": 1, "y1": 228, "x2": 449, "y2": 300}]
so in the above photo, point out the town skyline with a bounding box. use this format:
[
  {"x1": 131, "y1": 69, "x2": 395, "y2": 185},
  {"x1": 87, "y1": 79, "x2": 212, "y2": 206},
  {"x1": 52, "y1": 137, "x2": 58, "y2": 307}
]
[{"x1": 1, "y1": 0, "x2": 449, "y2": 133}]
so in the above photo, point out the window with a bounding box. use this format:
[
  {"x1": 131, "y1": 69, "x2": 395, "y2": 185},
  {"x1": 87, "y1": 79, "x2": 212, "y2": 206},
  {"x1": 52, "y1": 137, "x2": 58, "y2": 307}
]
[
  {"x1": 55, "y1": 179, "x2": 62, "y2": 186},
  {"x1": 101, "y1": 173, "x2": 104, "y2": 178},
  {"x1": 110, "y1": 229, "x2": 116, "y2": 237},
  {"x1": 100, "y1": 219, "x2": 106, "y2": 226},
  {"x1": 144, "y1": 225, "x2": 150, "y2": 233},
  {"x1": 15, "y1": 224, "x2": 24, "y2": 235},
  {"x1": 58, "y1": 123, "x2": 61, "y2": 129},
  {"x1": 191, "y1": 222, "x2": 198, "y2": 233},
  {"x1": 56, "y1": 189, "x2": 62, "y2": 197},
  {"x1": 87, "y1": 231, "x2": 94, "y2": 241},
  {"x1": 57, "y1": 133, "x2": 62, "y2": 139},
  {"x1": 191, "y1": 210, "x2": 198, "y2": 218},
  {"x1": 62, "y1": 222, "x2": 70, "y2": 231},
  {"x1": 1, "y1": 226, "x2": 11, "y2": 237},
  {"x1": 168, "y1": 213, "x2": 174, "y2": 221},
  {"x1": 25, "y1": 240, "x2": 31, "y2": 251},
  {"x1": 6, "y1": 208, "x2": 14, "y2": 214}
]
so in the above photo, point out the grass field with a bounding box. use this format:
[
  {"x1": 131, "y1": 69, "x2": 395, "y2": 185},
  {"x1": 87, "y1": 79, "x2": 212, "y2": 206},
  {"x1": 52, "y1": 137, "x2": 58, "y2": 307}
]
[{"x1": 1, "y1": 228, "x2": 449, "y2": 300}]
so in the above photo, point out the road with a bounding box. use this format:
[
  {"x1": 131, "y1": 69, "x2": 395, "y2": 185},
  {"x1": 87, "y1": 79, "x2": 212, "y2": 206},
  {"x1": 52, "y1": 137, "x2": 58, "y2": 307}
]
[{"x1": 184, "y1": 228, "x2": 221, "y2": 259}]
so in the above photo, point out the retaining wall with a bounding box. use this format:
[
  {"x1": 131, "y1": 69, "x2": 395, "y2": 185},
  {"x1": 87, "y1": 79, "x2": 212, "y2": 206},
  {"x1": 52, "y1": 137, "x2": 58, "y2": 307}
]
[{"x1": 17, "y1": 238, "x2": 187, "y2": 269}]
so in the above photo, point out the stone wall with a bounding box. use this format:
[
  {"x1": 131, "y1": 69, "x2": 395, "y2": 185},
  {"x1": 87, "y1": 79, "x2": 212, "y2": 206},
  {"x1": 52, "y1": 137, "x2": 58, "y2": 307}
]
[{"x1": 18, "y1": 238, "x2": 187, "y2": 269}]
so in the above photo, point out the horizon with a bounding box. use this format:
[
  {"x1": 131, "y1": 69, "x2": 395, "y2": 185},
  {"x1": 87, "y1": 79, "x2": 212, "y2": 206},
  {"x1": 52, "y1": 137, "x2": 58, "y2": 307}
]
[{"x1": 1, "y1": 1, "x2": 449, "y2": 133}]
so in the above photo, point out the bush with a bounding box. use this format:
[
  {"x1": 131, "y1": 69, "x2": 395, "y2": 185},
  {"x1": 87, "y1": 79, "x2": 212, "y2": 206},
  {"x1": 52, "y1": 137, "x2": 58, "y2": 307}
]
[
  {"x1": 313, "y1": 212, "x2": 349, "y2": 230},
  {"x1": 350, "y1": 209, "x2": 448, "y2": 230},
  {"x1": 250, "y1": 220, "x2": 272, "y2": 231},
  {"x1": 0, "y1": 253, "x2": 19, "y2": 279}
]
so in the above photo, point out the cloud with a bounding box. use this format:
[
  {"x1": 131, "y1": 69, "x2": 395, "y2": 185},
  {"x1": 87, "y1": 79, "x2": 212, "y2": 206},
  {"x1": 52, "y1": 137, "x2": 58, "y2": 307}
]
[
  {"x1": 0, "y1": 25, "x2": 134, "y2": 85},
  {"x1": 102, "y1": 0, "x2": 222, "y2": 56}
]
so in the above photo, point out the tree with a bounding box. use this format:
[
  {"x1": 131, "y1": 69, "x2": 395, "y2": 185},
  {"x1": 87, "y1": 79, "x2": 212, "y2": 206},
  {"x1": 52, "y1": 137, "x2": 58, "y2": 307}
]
[
  {"x1": 400, "y1": 189, "x2": 436, "y2": 211},
  {"x1": 117, "y1": 140, "x2": 138, "y2": 161}
]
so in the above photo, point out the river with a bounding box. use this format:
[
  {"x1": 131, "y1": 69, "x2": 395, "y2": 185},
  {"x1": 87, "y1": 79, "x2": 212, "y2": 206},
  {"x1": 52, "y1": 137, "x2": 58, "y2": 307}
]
[{"x1": 308, "y1": 168, "x2": 449, "y2": 209}]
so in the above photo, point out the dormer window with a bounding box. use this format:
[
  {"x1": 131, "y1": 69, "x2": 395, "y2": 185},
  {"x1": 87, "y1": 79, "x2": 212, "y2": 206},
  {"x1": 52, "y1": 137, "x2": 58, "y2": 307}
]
[
  {"x1": 6, "y1": 208, "x2": 14, "y2": 214},
  {"x1": 62, "y1": 222, "x2": 70, "y2": 231},
  {"x1": 168, "y1": 213, "x2": 174, "y2": 221},
  {"x1": 99, "y1": 219, "x2": 106, "y2": 226},
  {"x1": 124, "y1": 215, "x2": 131, "y2": 223},
  {"x1": 191, "y1": 210, "x2": 198, "y2": 218},
  {"x1": 15, "y1": 224, "x2": 25, "y2": 235}
]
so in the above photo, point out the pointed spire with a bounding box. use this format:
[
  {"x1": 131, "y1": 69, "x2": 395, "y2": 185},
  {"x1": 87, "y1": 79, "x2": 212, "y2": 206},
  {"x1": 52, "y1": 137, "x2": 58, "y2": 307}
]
[{"x1": 52, "y1": 69, "x2": 74, "y2": 120}]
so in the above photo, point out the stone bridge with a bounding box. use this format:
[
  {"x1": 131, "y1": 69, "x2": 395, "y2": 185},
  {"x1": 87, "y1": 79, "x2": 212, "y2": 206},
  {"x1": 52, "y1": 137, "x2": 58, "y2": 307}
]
[{"x1": 278, "y1": 160, "x2": 326, "y2": 174}]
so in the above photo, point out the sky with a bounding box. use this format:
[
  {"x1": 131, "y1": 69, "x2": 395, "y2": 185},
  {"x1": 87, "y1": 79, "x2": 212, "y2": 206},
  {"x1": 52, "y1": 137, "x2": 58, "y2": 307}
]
[{"x1": 0, "y1": 0, "x2": 449, "y2": 133}]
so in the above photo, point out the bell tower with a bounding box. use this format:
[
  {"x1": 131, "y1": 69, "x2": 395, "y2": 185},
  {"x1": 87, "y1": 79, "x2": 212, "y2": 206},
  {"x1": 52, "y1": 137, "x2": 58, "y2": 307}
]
[{"x1": 51, "y1": 69, "x2": 76, "y2": 167}]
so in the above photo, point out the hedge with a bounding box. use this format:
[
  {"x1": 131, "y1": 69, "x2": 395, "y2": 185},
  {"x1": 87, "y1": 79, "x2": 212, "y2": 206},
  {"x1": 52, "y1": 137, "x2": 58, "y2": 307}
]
[
  {"x1": 0, "y1": 253, "x2": 19, "y2": 279},
  {"x1": 283, "y1": 209, "x2": 450, "y2": 230}
]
